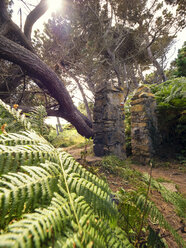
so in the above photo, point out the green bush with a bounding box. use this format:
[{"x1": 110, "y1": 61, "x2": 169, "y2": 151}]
[
  {"x1": 175, "y1": 42, "x2": 186, "y2": 77},
  {"x1": 150, "y1": 77, "x2": 186, "y2": 157}
]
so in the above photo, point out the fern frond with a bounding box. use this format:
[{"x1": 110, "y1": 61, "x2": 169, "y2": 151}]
[
  {"x1": 0, "y1": 192, "x2": 119, "y2": 248},
  {"x1": 134, "y1": 194, "x2": 186, "y2": 247},
  {"x1": 0, "y1": 131, "x2": 50, "y2": 146},
  {"x1": 29, "y1": 106, "x2": 49, "y2": 137},
  {"x1": 53, "y1": 192, "x2": 132, "y2": 248},
  {"x1": 143, "y1": 174, "x2": 186, "y2": 218},
  {"x1": 0, "y1": 161, "x2": 60, "y2": 227},
  {"x1": 60, "y1": 152, "x2": 110, "y2": 193},
  {"x1": 0, "y1": 99, "x2": 31, "y2": 131},
  {"x1": 0, "y1": 142, "x2": 58, "y2": 175},
  {"x1": 0, "y1": 193, "x2": 69, "y2": 248},
  {"x1": 61, "y1": 173, "x2": 117, "y2": 221},
  {"x1": 58, "y1": 152, "x2": 117, "y2": 221}
]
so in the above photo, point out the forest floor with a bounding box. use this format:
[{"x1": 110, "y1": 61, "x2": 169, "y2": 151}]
[{"x1": 62, "y1": 144, "x2": 186, "y2": 247}]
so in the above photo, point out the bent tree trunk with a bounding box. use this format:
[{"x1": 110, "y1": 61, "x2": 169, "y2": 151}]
[{"x1": 0, "y1": 35, "x2": 93, "y2": 138}]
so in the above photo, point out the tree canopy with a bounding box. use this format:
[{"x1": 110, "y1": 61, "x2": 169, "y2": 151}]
[{"x1": 0, "y1": 0, "x2": 185, "y2": 137}]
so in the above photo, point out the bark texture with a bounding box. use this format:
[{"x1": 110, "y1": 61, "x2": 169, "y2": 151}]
[{"x1": 0, "y1": 35, "x2": 93, "y2": 137}]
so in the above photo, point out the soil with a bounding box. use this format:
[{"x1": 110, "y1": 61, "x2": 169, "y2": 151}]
[{"x1": 62, "y1": 145, "x2": 186, "y2": 247}]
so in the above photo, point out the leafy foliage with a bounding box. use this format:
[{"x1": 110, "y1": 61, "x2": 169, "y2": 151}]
[
  {"x1": 0, "y1": 99, "x2": 31, "y2": 133},
  {"x1": 175, "y1": 41, "x2": 186, "y2": 77},
  {"x1": 150, "y1": 77, "x2": 186, "y2": 158},
  {"x1": 98, "y1": 156, "x2": 186, "y2": 247},
  {"x1": 0, "y1": 100, "x2": 132, "y2": 247},
  {"x1": 28, "y1": 105, "x2": 50, "y2": 138},
  {"x1": 51, "y1": 127, "x2": 85, "y2": 148},
  {"x1": 143, "y1": 174, "x2": 186, "y2": 218},
  {"x1": 117, "y1": 189, "x2": 185, "y2": 248}
]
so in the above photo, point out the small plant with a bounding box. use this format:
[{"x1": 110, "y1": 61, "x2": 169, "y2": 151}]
[
  {"x1": 143, "y1": 174, "x2": 186, "y2": 218},
  {"x1": 101, "y1": 155, "x2": 125, "y2": 174},
  {"x1": 117, "y1": 183, "x2": 185, "y2": 247},
  {"x1": 100, "y1": 157, "x2": 186, "y2": 247},
  {"x1": 80, "y1": 138, "x2": 93, "y2": 163}
]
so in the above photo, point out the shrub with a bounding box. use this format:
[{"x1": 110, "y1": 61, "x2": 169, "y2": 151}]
[{"x1": 150, "y1": 77, "x2": 186, "y2": 157}]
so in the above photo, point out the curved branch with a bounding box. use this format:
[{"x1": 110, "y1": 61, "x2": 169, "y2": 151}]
[
  {"x1": 24, "y1": 0, "x2": 48, "y2": 39},
  {"x1": 0, "y1": 0, "x2": 33, "y2": 50},
  {"x1": 0, "y1": 35, "x2": 93, "y2": 138}
]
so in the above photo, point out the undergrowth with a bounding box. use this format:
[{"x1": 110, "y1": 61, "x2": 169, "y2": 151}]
[
  {"x1": 50, "y1": 128, "x2": 85, "y2": 148},
  {"x1": 0, "y1": 100, "x2": 132, "y2": 248},
  {"x1": 97, "y1": 155, "x2": 186, "y2": 247},
  {"x1": 0, "y1": 100, "x2": 185, "y2": 248}
]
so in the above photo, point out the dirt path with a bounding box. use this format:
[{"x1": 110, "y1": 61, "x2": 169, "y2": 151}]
[
  {"x1": 130, "y1": 164, "x2": 186, "y2": 198},
  {"x1": 63, "y1": 146, "x2": 186, "y2": 197}
]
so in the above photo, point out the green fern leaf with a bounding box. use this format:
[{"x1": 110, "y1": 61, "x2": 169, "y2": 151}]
[
  {"x1": 134, "y1": 194, "x2": 186, "y2": 247},
  {"x1": 0, "y1": 161, "x2": 60, "y2": 227}
]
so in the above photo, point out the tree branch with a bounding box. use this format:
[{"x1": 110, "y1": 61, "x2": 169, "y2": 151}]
[
  {"x1": 0, "y1": 35, "x2": 93, "y2": 138},
  {"x1": 24, "y1": 0, "x2": 48, "y2": 39},
  {"x1": 0, "y1": 0, "x2": 33, "y2": 51}
]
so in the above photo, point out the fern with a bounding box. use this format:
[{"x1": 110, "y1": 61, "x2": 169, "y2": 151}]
[
  {"x1": 0, "y1": 191, "x2": 132, "y2": 248},
  {"x1": 0, "y1": 176, "x2": 131, "y2": 247},
  {"x1": 0, "y1": 161, "x2": 60, "y2": 228},
  {"x1": 0, "y1": 133, "x2": 59, "y2": 175},
  {"x1": 0, "y1": 131, "x2": 49, "y2": 146},
  {"x1": 0, "y1": 99, "x2": 132, "y2": 247},
  {"x1": 1, "y1": 99, "x2": 183, "y2": 247},
  {"x1": 0, "y1": 99, "x2": 31, "y2": 132},
  {"x1": 60, "y1": 152, "x2": 110, "y2": 193},
  {"x1": 134, "y1": 194, "x2": 185, "y2": 247},
  {"x1": 117, "y1": 188, "x2": 186, "y2": 247},
  {"x1": 143, "y1": 173, "x2": 186, "y2": 218},
  {"x1": 28, "y1": 105, "x2": 49, "y2": 137}
]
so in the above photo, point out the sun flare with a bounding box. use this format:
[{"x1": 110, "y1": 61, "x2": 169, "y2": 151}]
[{"x1": 47, "y1": 0, "x2": 63, "y2": 13}]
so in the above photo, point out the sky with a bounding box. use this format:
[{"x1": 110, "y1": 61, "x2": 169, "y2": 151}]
[{"x1": 11, "y1": 0, "x2": 186, "y2": 126}]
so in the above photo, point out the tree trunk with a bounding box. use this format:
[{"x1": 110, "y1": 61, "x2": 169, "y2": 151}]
[
  {"x1": 57, "y1": 117, "x2": 63, "y2": 132},
  {"x1": 147, "y1": 46, "x2": 167, "y2": 82},
  {"x1": 65, "y1": 70, "x2": 92, "y2": 122},
  {"x1": 131, "y1": 64, "x2": 139, "y2": 88},
  {"x1": 123, "y1": 62, "x2": 130, "y2": 103},
  {"x1": 0, "y1": 35, "x2": 93, "y2": 138},
  {"x1": 75, "y1": 80, "x2": 92, "y2": 122},
  {"x1": 135, "y1": 62, "x2": 145, "y2": 84}
]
